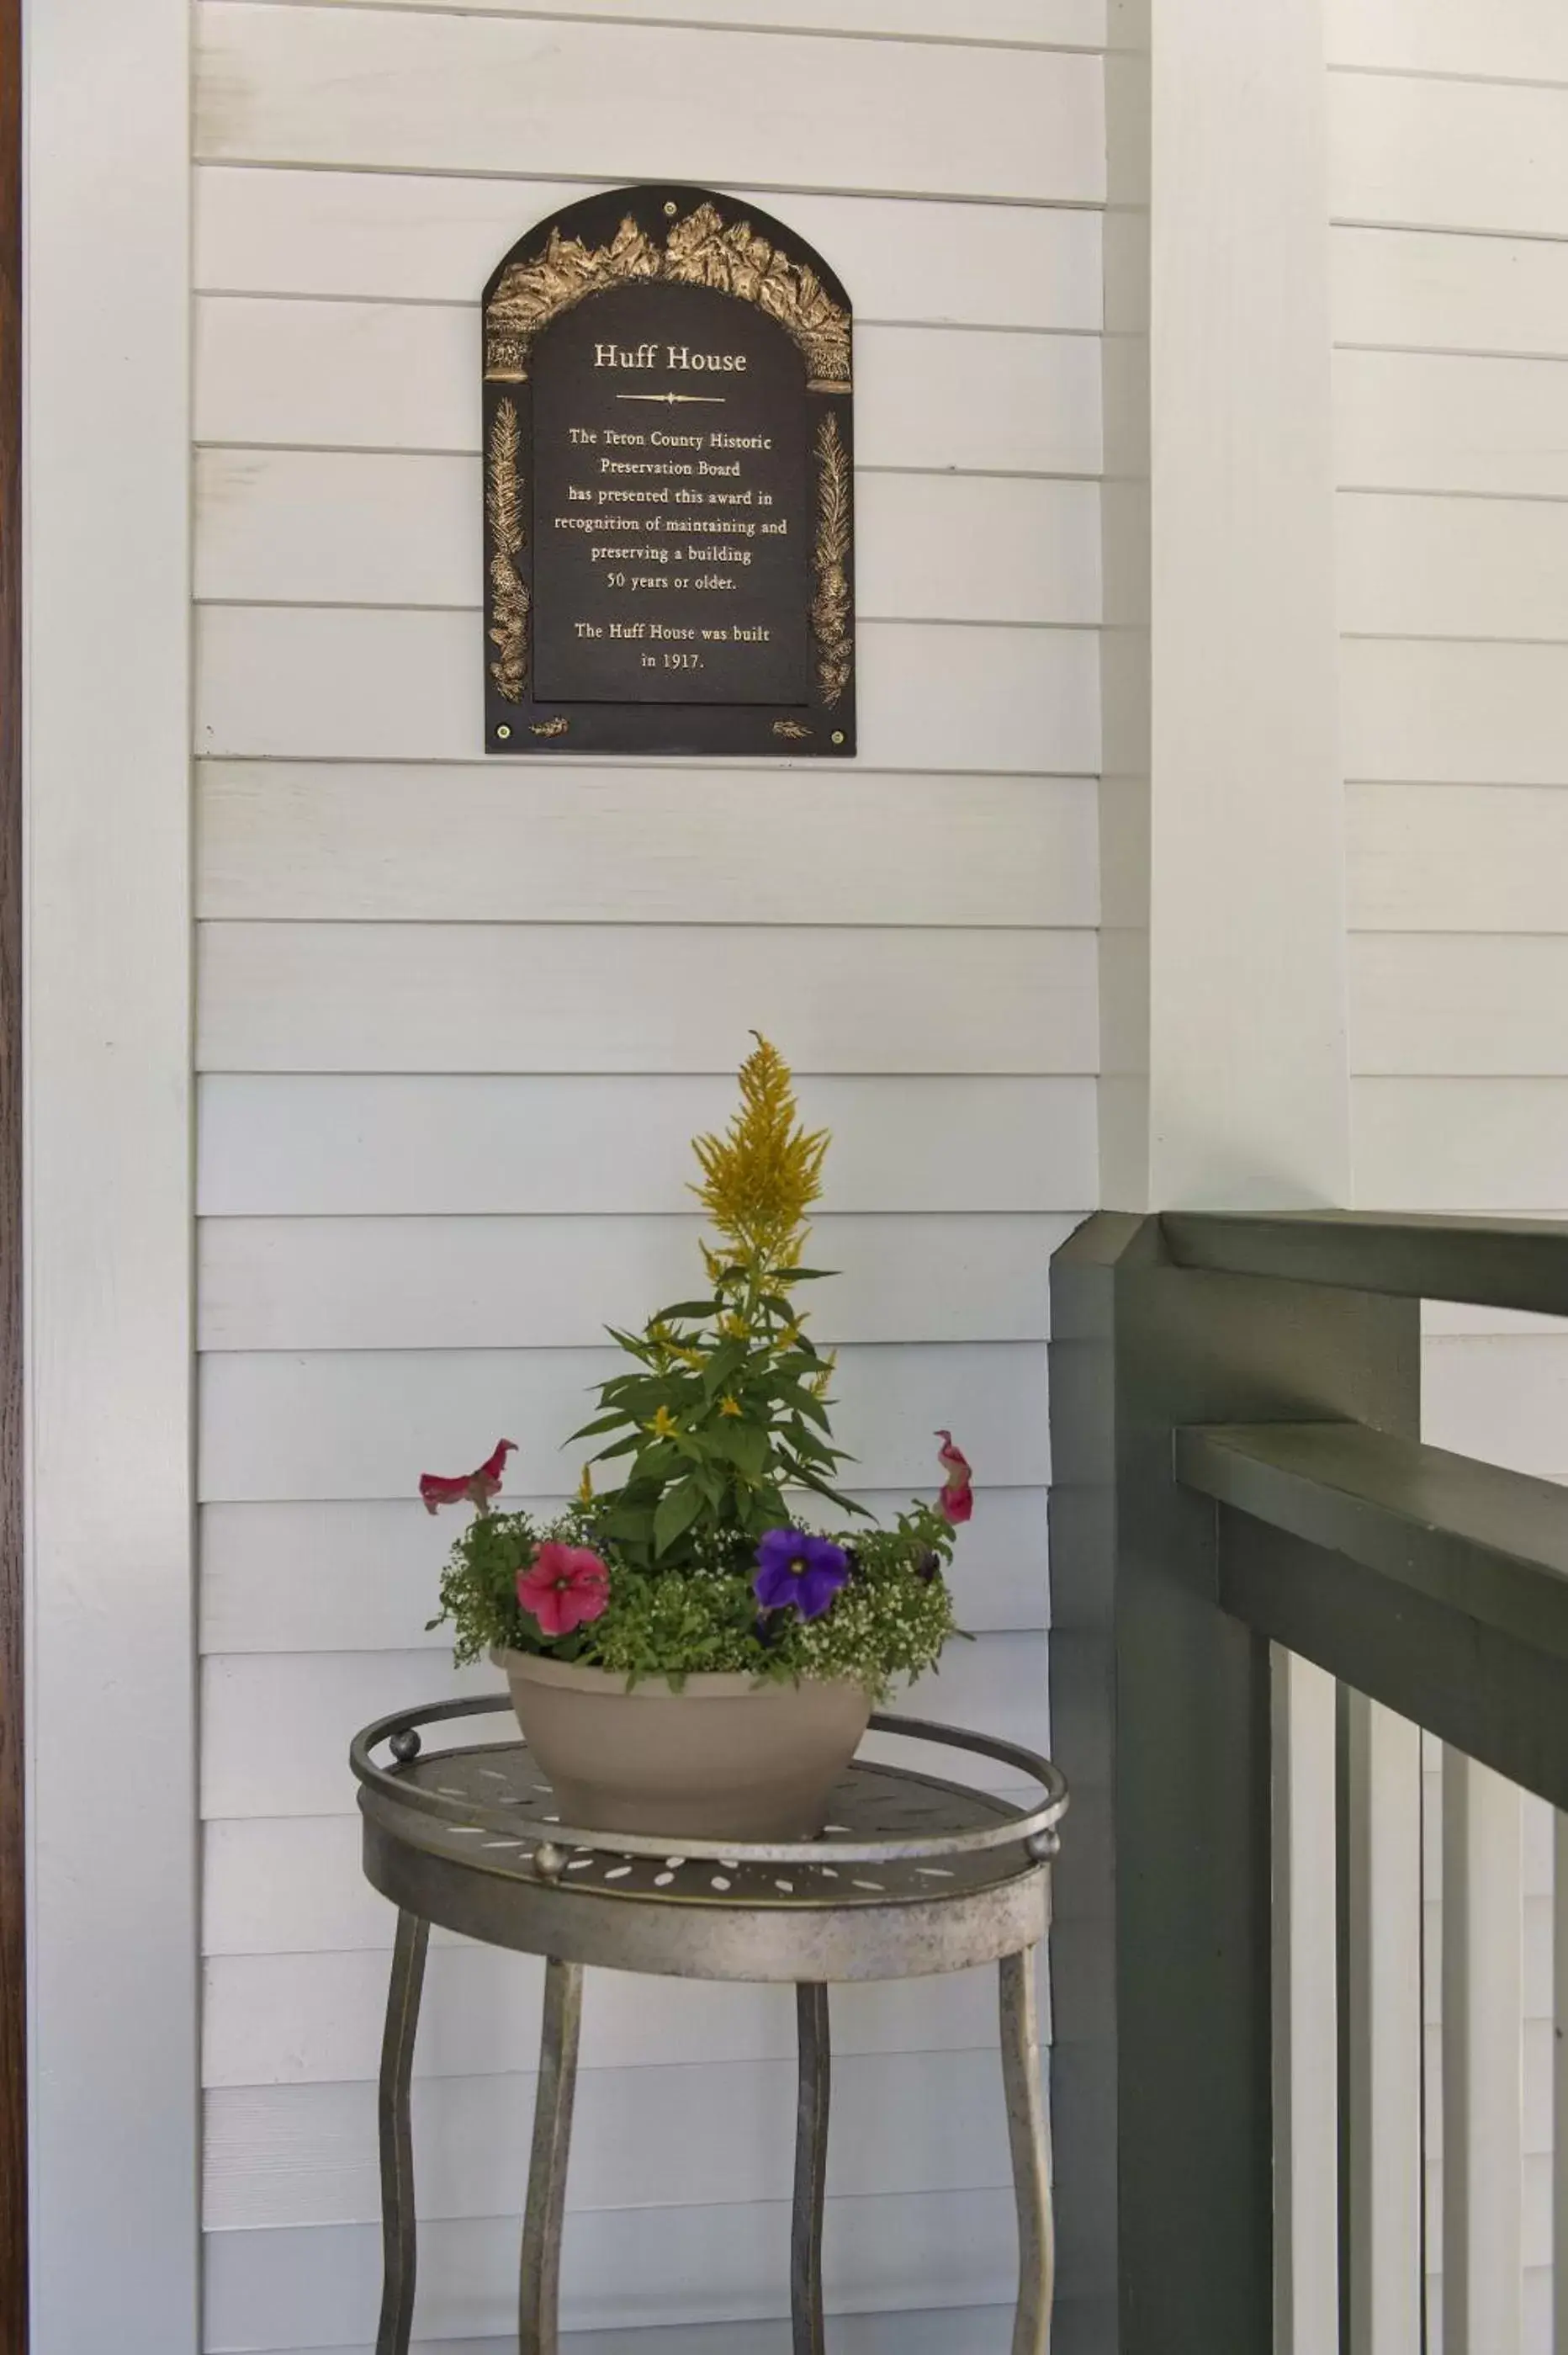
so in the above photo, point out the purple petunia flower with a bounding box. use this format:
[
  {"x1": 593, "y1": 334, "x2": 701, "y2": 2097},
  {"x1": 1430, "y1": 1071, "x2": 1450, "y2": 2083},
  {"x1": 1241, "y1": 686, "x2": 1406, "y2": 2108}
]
[{"x1": 754, "y1": 1528, "x2": 850, "y2": 1622}]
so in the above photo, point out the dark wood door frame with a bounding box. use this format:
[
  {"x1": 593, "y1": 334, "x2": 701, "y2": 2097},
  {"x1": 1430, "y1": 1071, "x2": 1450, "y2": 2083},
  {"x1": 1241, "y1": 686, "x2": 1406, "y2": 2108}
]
[{"x1": 0, "y1": 0, "x2": 25, "y2": 2343}]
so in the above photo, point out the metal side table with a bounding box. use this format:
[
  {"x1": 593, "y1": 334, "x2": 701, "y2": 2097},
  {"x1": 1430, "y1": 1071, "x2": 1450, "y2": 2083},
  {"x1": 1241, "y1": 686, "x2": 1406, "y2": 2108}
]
[{"x1": 351, "y1": 1695, "x2": 1068, "y2": 2355}]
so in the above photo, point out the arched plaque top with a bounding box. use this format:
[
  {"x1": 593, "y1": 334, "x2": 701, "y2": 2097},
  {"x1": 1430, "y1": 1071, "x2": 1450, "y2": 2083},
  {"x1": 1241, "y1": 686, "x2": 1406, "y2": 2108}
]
[{"x1": 484, "y1": 183, "x2": 852, "y2": 395}]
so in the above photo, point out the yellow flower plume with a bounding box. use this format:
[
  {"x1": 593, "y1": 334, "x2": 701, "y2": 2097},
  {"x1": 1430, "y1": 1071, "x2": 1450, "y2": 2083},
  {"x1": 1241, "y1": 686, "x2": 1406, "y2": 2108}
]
[{"x1": 691, "y1": 1034, "x2": 828, "y2": 1265}]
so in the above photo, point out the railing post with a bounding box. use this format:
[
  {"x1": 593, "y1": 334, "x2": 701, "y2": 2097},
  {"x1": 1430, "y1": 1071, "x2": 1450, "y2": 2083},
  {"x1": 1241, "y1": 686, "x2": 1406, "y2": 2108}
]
[{"x1": 1049, "y1": 1212, "x2": 1420, "y2": 2351}]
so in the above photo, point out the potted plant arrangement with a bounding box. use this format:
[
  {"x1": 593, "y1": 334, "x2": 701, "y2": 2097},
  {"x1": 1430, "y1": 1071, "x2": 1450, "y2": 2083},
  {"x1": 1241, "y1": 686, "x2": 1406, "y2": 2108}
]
[{"x1": 421, "y1": 1035, "x2": 972, "y2": 1840}]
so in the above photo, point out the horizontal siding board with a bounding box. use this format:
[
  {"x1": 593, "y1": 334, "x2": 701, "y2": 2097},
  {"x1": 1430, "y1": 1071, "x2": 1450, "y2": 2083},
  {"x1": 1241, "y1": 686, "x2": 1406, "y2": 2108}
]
[
  {"x1": 199, "y1": 1488, "x2": 1050, "y2": 1653},
  {"x1": 202, "y1": 1946, "x2": 1032, "y2": 2087},
  {"x1": 1341, "y1": 639, "x2": 1568, "y2": 786},
  {"x1": 1338, "y1": 491, "x2": 1568, "y2": 643},
  {"x1": 194, "y1": 299, "x2": 1103, "y2": 477},
  {"x1": 1352, "y1": 934, "x2": 1568, "y2": 1074},
  {"x1": 196, "y1": 1075, "x2": 1098, "y2": 1216},
  {"x1": 196, "y1": 1212, "x2": 1069, "y2": 1349},
  {"x1": 194, "y1": 450, "x2": 1102, "y2": 627},
  {"x1": 1332, "y1": 226, "x2": 1568, "y2": 363},
  {"x1": 199, "y1": 1632, "x2": 1048, "y2": 1817},
  {"x1": 229, "y1": 0, "x2": 1106, "y2": 41},
  {"x1": 195, "y1": 4, "x2": 1107, "y2": 202},
  {"x1": 1336, "y1": 351, "x2": 1568, "y2": 500},
  {"x1": 205, "y1": 1815, "x2": 410, "y2": 1956},
  {"x1": 194, "y1": 167, "x2": 1104, "y2": 331},
  {"x1": 1348, "y1": 784, "x2": 1568, "y2": 933},
  {"x1": 1423, "y1": 1333, "x2": 1568, "y2": 1477},
  {"x1": 203, "y1": 2046, "x2": 1016, "y2": 2230},
  {"x1": 1329, "y1": 72, "x2": 1568, "y2": 241},
  {"x1": 201, "y1": 2190, "x2": 1024, "y2": 2348},
  {"x1": 1353, "y1": 1078, "x2": 1568, "y2": 1211},
  {"x1": 197, "y1": 1340, "x2": 1050, "y2": 1500},
  {"x1": 195, "y1": 922, "x2": 1099, "y2": 1074},
  {"x1": 1324, "y1": 0, "x2": 1568, "y2": 81},
  {"x1": 195, "y1": 607, "x2": 1102, "y2": 772},
  {"x1": 197, "y1": 765, "x2": 1099, "y2": 928}
]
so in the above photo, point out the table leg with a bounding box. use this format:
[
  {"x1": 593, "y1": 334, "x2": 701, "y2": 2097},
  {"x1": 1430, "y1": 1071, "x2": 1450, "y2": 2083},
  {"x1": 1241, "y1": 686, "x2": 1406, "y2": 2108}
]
[
  {"x1": 999, "y1": 1948, "x2": 1054, "y2": 2354},
  {"x1": 792, "y1": 1982, "x2": 831, "y2": 2355},
  {"x1": 375, "y1": 1909, "x2": 430, "y2": 2355},
  {"x1": 519, "y1": 1957, "x2": 584, "y2": 2355}
]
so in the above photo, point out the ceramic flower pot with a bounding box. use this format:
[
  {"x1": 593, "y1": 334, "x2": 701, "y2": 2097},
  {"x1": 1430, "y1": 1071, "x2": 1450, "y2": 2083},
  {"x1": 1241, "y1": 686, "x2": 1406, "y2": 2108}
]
[{"x1": 494, "y1": 1648, "x2": 872, "y2": 1840}]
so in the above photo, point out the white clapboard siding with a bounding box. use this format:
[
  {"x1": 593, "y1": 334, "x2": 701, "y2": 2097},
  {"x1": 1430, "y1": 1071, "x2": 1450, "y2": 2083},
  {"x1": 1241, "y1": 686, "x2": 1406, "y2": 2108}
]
[
  {"x1": 1338, "y1": 494, "x2": 1568, "y2": 645},
  {"x1": 204, "y1": 2045, "x2": 1015, "y2": 2231},
  {"x1": 196, "y1": 1074, "x2": 1099, "y2": 1215},
  {"x1": 194, "y1": 167, "x2": 1104, "y2": 332},
  {"x1": 197, "y1": 1212, "x2": 1067, "y2": 1350},
  {"x1": 201, "y1": 1631, "x2": 1048, "y2": 1817},
  {"x1": 195, "y1": 922, "x2": 1099, "y2": 1075},
  {"x1": 202, "y1": 1947, "x2": 1027, "y2": 2089},
  {"x1": 1354, "y1": 1079, "x2": 1568, "y2": 1212},
  {"x1": 226, "y1": 0, "x2": 1105, "y2": 41},
  {"x1": 1423, "y1": 1335, "x2": 1568, "y2": 1478},
  {"x1": 194, "y1": 300, "x2": 1103, "y2": 479},
  {"x1": 198, "y1": 1342, "x2": 1049, "y2": 1500},
  {"x1": 197, "y1": 766, "x2": 1099, "y2": 929},
  {"x1": 1329, "y1": 72, "x2": 1568, "y2": 242},
  {"x1": 1332, "y1": 228, "x2": 1568, "y2": 364},
  {"x1": 1325, "y1": 0, "x2": 1568, "y2": 82},
  {"x1": 200, "y1": 1488, "x2": 1050, "y2": 1652},
  {"x1": 1349, "y1": 788, "x2": 1568, "y2": 935},
  {"x1": 201, "y1": 2190, "x2": 1025, "y2": 2349},
  {"x1": 194, "y1": 452, "x2": 1101, "y2": 630},
  {"x1": 194, "y1": 6, "x2": 1106, "y2": 203},
  {"x1": 1353, "y1": 936, "x2": 1568, "y2": 1076},
  {"x1": 205, "y1": 1815, "x2": 410, "y2": 1956},
  {"x1": 195, "y1": 606, "x2": 1101, "y2": 772},
  {"x1": 1341, "y1": 639, "x2": 1568, "y2": 787},
  {"x1": 1337, "y1": 353, "x2": 1568, "y2": 501}
]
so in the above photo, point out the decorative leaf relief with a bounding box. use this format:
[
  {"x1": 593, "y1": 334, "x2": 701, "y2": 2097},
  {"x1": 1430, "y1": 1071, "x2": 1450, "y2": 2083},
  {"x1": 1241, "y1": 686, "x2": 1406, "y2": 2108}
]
[
  {"x1": 810, "y1": 413, "x2": 852, "y2": 710},
  {"x1": 487, "y1": 398, "x2": 529, "y2": 703},
  {"x1": 486, "y1": 204, "x2": 850, "y2": 389}
]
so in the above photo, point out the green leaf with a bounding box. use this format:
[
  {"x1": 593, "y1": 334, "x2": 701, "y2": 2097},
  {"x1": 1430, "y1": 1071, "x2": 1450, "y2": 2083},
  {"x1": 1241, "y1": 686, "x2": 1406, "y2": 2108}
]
[
  {"x1": 701, "y1": 1339, "x2": 749, "y2": 1399},
  {"x1": 712, "y1": 1419, "x2": 769, "y2": 1480},
  {"x1": 653, "y1": 1299, "x2": 718, "y2": 1321},
  {"x1": 774, "y1": 1379, "x2": 833, "y2": 1431},
  {"x1": 773, "y1": 1268, "x2": 837, "y2": 1284},
  {"x1": 566, "y1": 1408, "x2": 633, "y2": 1442},
  {"x1": 653, "y1": 1477, "x2": 705, "y2": 1557}
]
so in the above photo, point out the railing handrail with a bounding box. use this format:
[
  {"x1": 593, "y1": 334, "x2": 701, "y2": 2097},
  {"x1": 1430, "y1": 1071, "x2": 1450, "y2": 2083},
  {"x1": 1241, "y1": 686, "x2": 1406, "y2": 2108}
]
[{"x1": 1162, "y1": 1206, "x2": 1568, "y2": 1315}]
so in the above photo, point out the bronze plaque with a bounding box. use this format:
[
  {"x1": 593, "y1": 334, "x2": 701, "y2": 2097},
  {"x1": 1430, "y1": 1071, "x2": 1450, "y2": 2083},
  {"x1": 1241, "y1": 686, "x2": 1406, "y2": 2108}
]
[{"x1": 482, "y1": 183, "x2": 854, "y2": 756}]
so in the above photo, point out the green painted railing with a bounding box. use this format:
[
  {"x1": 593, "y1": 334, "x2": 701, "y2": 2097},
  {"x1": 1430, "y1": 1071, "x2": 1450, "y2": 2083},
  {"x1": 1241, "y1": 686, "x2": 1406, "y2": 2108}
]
[{"x1": 1048, "y1": 1210, "x2": 1568, "y2": 2355}]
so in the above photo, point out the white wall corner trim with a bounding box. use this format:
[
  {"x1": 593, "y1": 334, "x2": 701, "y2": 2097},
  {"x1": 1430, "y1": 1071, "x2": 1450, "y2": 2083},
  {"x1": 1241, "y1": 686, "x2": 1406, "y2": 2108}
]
[
  {"x1": 1110, "y1": 0, "x2": 1351, "y2": 1212},
  {"x1": 24, "y1": 0, "x2": 198, "y2": 2345}
]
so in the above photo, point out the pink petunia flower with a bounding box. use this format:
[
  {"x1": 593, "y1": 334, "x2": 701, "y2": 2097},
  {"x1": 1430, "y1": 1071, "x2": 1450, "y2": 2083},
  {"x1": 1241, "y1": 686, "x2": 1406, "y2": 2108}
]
[
  {"x1": 517, "y1": 1542, "x2": 612, "y2": 1639},
  {"x1": 935, "y1": 1429, "x2": 973, "y2": 1526},
  {"x1": 419, "y1": 1439, "x2": 516, "y2": 1516}
]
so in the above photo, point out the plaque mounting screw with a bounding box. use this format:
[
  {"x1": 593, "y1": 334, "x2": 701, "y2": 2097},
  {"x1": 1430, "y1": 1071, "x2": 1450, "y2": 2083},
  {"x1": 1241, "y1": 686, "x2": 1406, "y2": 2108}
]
[
  {"x1": 831, "y1": 731, "x2": 845, "y2": 745},
  {"x1": 664, "y1": 201, "x2": 678, "y2": 217},
  {"x1": 495, "y1": 725, "x2": 511, "y2": 740}
]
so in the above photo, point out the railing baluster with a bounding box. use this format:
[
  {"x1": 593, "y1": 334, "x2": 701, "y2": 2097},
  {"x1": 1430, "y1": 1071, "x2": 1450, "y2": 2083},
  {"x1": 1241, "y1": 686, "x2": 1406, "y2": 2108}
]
[
  {"x1": 1343, "y1": 1694, "x2": 1423, "y2": 2355},
  {"x1": 1273, "y1": 1649, "x2": 1340, "y2": 2355},
  {"x1": 1441, "y1": 1749, "x2": 1523, "y2": 2355}
]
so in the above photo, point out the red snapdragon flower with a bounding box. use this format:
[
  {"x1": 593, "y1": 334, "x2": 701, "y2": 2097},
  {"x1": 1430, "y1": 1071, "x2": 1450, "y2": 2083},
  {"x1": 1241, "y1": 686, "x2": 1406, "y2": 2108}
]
[
  {"x1": 935, "y1": 1429, "x2": 973, "y2": 1525},
  {"x1": 419, "y1": 1439, "x2": 516, "y2": 1516},
  {"x1": 517, "y1": 1542, "x2": 612, "y2": 1639}
]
